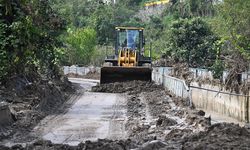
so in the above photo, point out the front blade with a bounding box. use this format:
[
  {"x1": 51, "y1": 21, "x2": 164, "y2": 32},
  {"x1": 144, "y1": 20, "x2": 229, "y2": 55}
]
[{"x1": 100, "y1": 66, "x2": 152, "y2": 84}]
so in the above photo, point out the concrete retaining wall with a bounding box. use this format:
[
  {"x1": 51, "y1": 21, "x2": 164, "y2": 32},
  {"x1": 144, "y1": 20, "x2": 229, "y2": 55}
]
[
  {"x1": 152, "y1": 67, "x2": 249, "y2": 122},
  {"x1": 152, "y1": 67, "x2": 249, "y2": 85},
  {"x1": 190, "y1": 83, "x2": 248, "y2": 122},
  {"x1": 152, "y1": 67, "x2": 190, "y2": 101}
]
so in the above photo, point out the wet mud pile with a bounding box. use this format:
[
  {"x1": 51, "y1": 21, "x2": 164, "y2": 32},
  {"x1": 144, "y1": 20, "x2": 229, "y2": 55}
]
[
  {"x1": 91, "y1": 80, "x2": 250, "y2": 149},
  {"x1": 0, "y1": 75, "x2": 75, "y2": 142},
  {"x1": 3, "y1": 123, "x2": 249, "y2": 150},
  {"x1": 0, "y1": 139, "x2": 137, "y2": 150},
  {"x1": 92, "y1": 81, "x2": 163, "y2": 94},
  {"x1": 124, "y1": 85, "x2": 211, "y2": 146},
  {"x1": 183, "y1": 123, "x2": 250, "y2": 149}
]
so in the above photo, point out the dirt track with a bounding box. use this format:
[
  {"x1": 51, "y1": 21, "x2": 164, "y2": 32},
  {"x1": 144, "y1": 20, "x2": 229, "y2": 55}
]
[
  {"x1": 34, "y1": 92, "x2": 127, "y2": 145},
  {"x1": 1, "y1": 79, "x2": 250, "y2": 149}
]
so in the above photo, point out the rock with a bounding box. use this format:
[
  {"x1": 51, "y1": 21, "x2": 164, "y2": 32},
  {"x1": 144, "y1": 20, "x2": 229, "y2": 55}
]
[
  {"x1": 196, "y1": 110, "x2": 206, "y2": 116},
  {"x1": 156, "y1": 115, "x2": 177, "y2": 127},
  {"x1": 0, "y1": 102, "x2": 14, "y2": 126},
  {"x1": 139, "y1": 140, "x2": 167, "y2": 150}
]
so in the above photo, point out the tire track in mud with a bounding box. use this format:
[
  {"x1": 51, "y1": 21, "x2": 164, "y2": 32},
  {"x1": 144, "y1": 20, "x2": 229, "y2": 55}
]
[
  {"x1": 0, "y1": 88, "x2": 84, "y2": 147},
  {"x1": 124, "y1": 86, "x2": 211, "y2": 147},
  {"x1": 107, "y1": 94, "x2": 127, "y2": 140},
  {"x1": 31, "y1": 91, "x2": 128, "y2": 146},
  {"x1": 33, "y1": 90, "x2": 84, "y2": 133}
]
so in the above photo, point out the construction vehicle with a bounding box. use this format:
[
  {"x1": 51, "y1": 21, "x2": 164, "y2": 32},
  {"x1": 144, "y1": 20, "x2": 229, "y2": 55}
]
[{"x1": 100, "y1": 27, "x2": 152, "y2": 84}]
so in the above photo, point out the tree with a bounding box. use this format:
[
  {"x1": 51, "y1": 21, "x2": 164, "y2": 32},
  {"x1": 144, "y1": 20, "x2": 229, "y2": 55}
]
[
  {"x1": 220, "y1": 0, "x2": 250, "y2": 56},
  {"x1": 0, "y1": 0, "x2": 65, "y2": 81},
  {"x1": 166, "y1": 0, "x2": 216, "y2": 18},
  {"x1": 64, "y1": 28, "x2": 97, "y2": 65},
  {"x1": 164, "y1": 18, "x2": 218, "y2": 67}
]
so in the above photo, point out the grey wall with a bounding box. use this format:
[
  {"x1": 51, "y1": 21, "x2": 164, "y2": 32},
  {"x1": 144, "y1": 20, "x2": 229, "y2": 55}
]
[
  {"x1": 63, "y1": 66, "x2": 100, "y2": 76},
  {"x1": 152, "y1": 67, "x2": 250, "y2": 122}
]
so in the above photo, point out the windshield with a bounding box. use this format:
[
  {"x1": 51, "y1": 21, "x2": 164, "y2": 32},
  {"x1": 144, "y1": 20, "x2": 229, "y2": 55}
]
[{"x1": 118, "y1": 29, "x2": 139, "y2": 50}]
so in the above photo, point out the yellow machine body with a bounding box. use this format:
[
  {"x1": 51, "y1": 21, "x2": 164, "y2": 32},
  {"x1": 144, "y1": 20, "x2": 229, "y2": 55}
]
[{"x1": 118, "y1": 49, "x2": 137, "y2": 67}]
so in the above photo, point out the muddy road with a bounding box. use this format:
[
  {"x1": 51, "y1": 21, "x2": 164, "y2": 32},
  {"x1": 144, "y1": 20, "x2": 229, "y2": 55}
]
[
  {"x1": 1, "y1": 79, "x2": 250, "y2": 149},
  {"x1": 34, "y1": 91, "x2": 127, "y2": 145},
  {"x1": 30, "y1": 79, "x2": 127, "y2": 145}
]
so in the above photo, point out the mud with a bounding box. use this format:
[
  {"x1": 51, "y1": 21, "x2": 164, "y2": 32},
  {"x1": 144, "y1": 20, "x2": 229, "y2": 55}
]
[
  {"x1": 183, "y1": 123, "x2": 250, "y2": 149},
  {"x1": 0, "y1": 75, "x2": 75, "y2": 143},
  {"x1": 0, "y1": 139, "x2": 137, "y2": 150},
  {"x1": 91, "y1": 80, "x2": 250, "y2": 149},
  {"x1": 171, "y1": 96, "x2": 191, "y2": 107},
  {"x1": 95, "y1": 81, "x2": 212, "y2": 147},
  {"x1": 156, "y1": 115, "x2": 177, "y2": 127},
  {"x1": 92, "y1": 81, "x2": 163, "y2": 94},
  {"x1": 1, "y1": 79, "x2": 250, "y2": 149},
  {"x1": 165, "y1": 128, "x2": 192, "y2": 141},
  {"x1": 33, "y1": 91, "x2": 127, "y2": 145},
  {"x1": 67, "y1": 71, "x2": 100, "y2": 80}
]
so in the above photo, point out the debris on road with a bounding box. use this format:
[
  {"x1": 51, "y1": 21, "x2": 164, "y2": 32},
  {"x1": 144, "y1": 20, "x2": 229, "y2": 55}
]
[
  {"x1": 1, "y1": 79, "x2": 250, "y2": 150},
  {"x1": 183, "y1": 123, "x2": 250, "y2": 149},
  {"x1": 91, "y1": 80, "x2": 250, "y2": 149},
  {"x1": 92, "y1": 80, "x2": 163, "y2": 94},
  {"x1": 2, "y1": 122, "x2": 250, "y2": 150},
  {"x1": 0, "y1": 139, "x2": 137, "y2": 150},
  {"x1": 66, "y1": 70, "x2": 100, "y2": 80},
  {"x1": 0, "y1": 75, "x2": 76, "y2": 143}
]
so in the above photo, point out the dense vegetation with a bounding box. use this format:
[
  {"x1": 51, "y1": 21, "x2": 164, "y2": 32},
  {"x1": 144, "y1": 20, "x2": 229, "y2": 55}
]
[
  {"x1": 0, "y1": 0, "x2": 250, "y2": 82},
  {"x1": 0, "y1": 0, "x2": 65, "y2": 82}
]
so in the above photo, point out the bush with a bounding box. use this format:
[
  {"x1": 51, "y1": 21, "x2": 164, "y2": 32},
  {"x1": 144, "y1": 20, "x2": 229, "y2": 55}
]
[
  {"x1": 0, "y1": 22, "x2": 9, "y2": 80},
  {"x1": 164, "y1": 18, "x2": 218, "y2": 67},
  {"x1": 64, "y1": 28, "x2": 97, "y2": 65}
]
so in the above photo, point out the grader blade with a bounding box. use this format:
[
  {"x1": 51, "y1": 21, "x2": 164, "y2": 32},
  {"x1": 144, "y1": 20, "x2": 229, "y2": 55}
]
[{"x1": 100, "y1": 66, "x2": 152, "y2": 84}]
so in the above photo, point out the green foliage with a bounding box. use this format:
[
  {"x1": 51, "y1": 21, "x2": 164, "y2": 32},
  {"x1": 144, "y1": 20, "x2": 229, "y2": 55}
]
[
  {"x1": 145, "y1": 16, "x2": 163, "y2": 40},
  {"x1": 143, "y1": 41, "x2": 160, "y2": 61},
  {"x1": 0, "y1": 22, "x2": 9, "y2": 79},
  {"x1": 52, "y1": 1, "x2": 144, "y2": 45},
  {"x1": 0, "y1": 0, "x2": 65, "y2": 81},
  {"x1": 50, "y1": 0, "x2": 148, "y2": 66},
  {"x1": 164, "y1": 18, "x2": 218, "y2": 67},
  {"x1": 219, "y1": 0, "x2": 250, "y2": 58},
  {"x1": 64, "y1": 28, "x2": 97, "y2": 65},
  {"x1": 211, "y1": 59, "x2": 224, "y2": 79},
  {"x1": 1, "y1": 0, "x2": 249, "y2": 79},
  {"x1": 166, "y1": 0, "x2": 216, "y2": 18}
]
